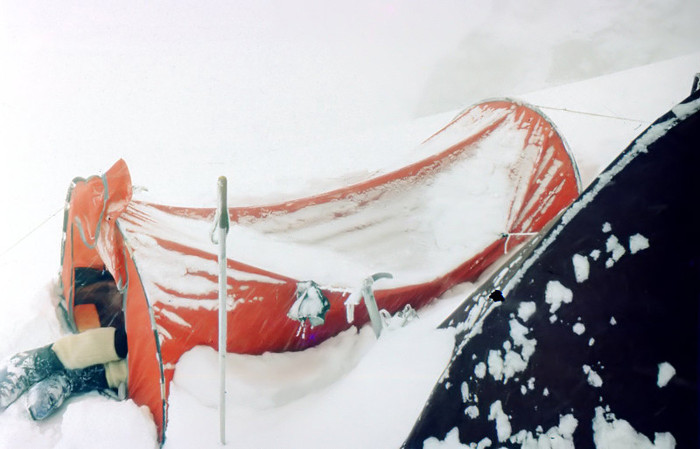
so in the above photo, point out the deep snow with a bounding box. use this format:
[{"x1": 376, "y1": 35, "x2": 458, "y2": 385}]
[{"x1": 1, "y1": 1, "x2": 699, "y2": 448}]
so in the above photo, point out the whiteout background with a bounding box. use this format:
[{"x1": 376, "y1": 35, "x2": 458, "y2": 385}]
[{"x1": 0, "y1": 1, "x2": 698, "y2": 447}]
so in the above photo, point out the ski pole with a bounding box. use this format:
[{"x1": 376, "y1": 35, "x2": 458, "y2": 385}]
[{"x1": 212, "y1": 176, "x2": 230, "y2": 445}]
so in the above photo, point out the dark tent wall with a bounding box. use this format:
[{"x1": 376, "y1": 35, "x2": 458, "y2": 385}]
[{"x1": 403, "y1": 91, "x2": 700, "y2": 448}]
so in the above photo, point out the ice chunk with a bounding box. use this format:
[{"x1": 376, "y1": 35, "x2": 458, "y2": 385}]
[
  {"x1": 589, "y1": 338, "x2": 595, "y2": 346},
  {"x1": 572, "y1": 254, "x2": 590, "y2": 283},
  {"x1": 657, "y1": 362, "x2": 676, "y2": 388},
  {"x1": 602, "y1": 222, "x2": 612, "y2": 233},
  {"x1": 545, "y1": 280, "x2": 573, "y2": 313},
  {"x1": 629, "y1": 233, "x2": 650, "y2": 254},
  {"x1": 590, "y1": 249, "x2": 601, "y2": 260},
  {"x1": 465, "y1": 405, "x2": 479, "y2": 419},
  {"x1": 572, "y1": 323, "x2": 586, "y2": 335}
]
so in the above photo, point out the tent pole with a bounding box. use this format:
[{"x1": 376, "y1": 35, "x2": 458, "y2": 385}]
[{"x1": 215, "y1": 176, "x2": 230, "y2": 445}]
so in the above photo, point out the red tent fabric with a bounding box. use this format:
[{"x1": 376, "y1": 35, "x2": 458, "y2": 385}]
[{"x1": 58, "y1": 99, "x2": 580, "y2": 440}]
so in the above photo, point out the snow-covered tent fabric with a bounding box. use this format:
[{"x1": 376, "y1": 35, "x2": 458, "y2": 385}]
[
  {"x1": 57, "y1": 99, "x2": 581, "y2": 440},
  {"x1": 402, "y1": 91, "x2": 700, "y2": 447}
]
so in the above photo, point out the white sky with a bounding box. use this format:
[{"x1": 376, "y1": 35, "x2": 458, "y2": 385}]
[{"x1": 0, "y1": 0, "x2": 698, "y2": 255}]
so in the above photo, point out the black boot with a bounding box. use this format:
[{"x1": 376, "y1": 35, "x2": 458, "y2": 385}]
[
  {"x1": 25, "y1": 364, "x2": 110, "y2": 420},
  {"x1": 0, "y1": 345, "x2": 64, "y2": 410}
]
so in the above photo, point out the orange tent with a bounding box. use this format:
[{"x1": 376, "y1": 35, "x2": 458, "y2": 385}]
[{"x1": 58, "y1": 99, "x2": 580, "y2": 440}]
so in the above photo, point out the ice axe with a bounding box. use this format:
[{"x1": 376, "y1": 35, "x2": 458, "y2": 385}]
[{"x1": 345, "y1": 272, "x2": 393, "y2": 338}]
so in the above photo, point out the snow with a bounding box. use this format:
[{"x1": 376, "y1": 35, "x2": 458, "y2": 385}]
[
  {"x1": 545, "y1": 280, "x2": 573, "y2": 314},
  {"x1": 583, "y1": 364, "x2": 604, "y2": 388},
  {"x1": 657, "y1": 362, "x2": 676, "y2": 388},
  {"x1": 592, "y1": 406, "x2": 676, "y2": 449},
  {"x1": 423, "y1": 428, "x2": 492, "y2": 449},
  {"x1": 484, "y1": 318, "x2": 536, "y2": 384},
  {"x1": 605, "y1": 235, "x2": 627, "y2": 268},
  {"x1": 527, "y1": 377, "x2": 536, "y2": 391},
  {"x1": 55, "y1": 397, "x2": 158, "y2": 449},
  {"x1": 572, "y1": 254, "x2": 590, "y2": 283},
  {"x1": 488, "y1": 400, "x2": 512, "y2": 443},
  {"x1": 475, "y1": 362, "x2": 488, "y2": 379},
  {"x1": 518, "y1": 301, "x2": 537, "y2": 322},
  {"x1": 509, "y1": 413, "x2": 578, "y2": 449},
  {"x1": 2, "y1": 1, "x2": 699, "y2": 447},
  {"x1": 629, "y1": 233, "x2": 651, "y2": 254}
]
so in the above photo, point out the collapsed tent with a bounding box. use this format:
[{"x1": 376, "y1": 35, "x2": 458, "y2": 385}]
[
  {"x1": 58, "y1": 99, "x2": 580, "y2": 439},
  {"x1": 402, "y1": 92, "x2": 700, "y2": 447}
]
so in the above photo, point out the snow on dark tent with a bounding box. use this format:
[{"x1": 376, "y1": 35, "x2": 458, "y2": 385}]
[
  {"x1": 57, "y1": 99, "x2": 580, "y2": 440},
  {"x1": 402, "y1": 90, "x2": 700, "y2": 448}
]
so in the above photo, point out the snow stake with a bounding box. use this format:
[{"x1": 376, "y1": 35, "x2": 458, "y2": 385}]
[{"x1": 211, "y1": 176, "x2": 230, "y2": 445}]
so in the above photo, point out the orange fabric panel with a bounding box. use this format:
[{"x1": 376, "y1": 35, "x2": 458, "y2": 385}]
[
  {"x1": 59, "y1": 160, "x2": 133, "y2": 324},
  {"x1": 124, "y1": 256, "x2": 166, "y2": 440},
  {"x1": 73, "y1": 304, "x2": 101, "y2": 332}
]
